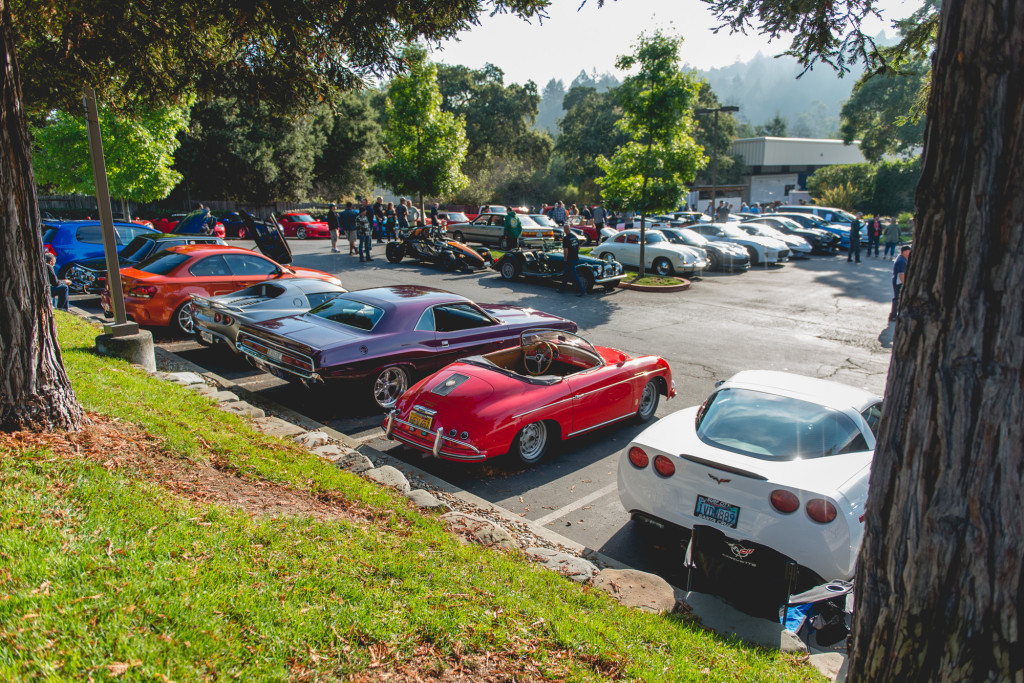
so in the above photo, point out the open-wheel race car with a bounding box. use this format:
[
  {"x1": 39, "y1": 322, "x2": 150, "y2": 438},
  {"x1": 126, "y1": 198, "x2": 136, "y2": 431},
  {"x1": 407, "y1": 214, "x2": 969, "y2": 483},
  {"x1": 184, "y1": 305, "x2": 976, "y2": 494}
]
[
  {"x1": 493, "y1": 240, "x2": 626, "y2": 292},
  {"x1": 385, "y1": 226, "x2": 492, "y2": 272},
  {"x1": 384, "y1": 329, "x2": 674, "y2": 465}
]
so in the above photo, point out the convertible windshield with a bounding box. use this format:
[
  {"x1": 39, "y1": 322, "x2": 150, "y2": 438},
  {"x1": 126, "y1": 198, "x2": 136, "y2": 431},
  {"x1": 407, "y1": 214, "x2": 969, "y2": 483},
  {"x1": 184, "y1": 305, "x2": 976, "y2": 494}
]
[
  {"x1": 696, "y1": 388, "x2": 869, "y2": 461},
  {"x1": 521, "y1": 329, "x2": 600, "y2": 362},
  {"x1": 308, "y1": 297, "x2": 384, "y2": 331}
]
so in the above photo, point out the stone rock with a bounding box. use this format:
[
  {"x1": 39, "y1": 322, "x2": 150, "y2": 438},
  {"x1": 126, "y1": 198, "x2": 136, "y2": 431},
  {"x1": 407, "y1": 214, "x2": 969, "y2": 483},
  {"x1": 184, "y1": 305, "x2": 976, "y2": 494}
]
[
  {"x1": 213, "y1": 391, "x2": 239, "y2": 403},
  {"x1": 406, "y1": 489, "x2": 446, "y2": 510},
  {"x1": 294, "y1": 430, "x2": 330, "y2": 448},
  {"x1": 523, "y1": 547, "x2": 598, "y2": 583},
  {"x1": 312, "y1": 444, "x2": 353, "y2": 460},
  {"x1": 250, "y1": 416, "x2": 306, "y2": 438},
  {"x1": 440, "y1": 512, "x2": 519, "y2": 550},
  {"x1": 809, "y1": 653, "x2": 847, "y2": 681},
  {"x1": 365, "y1": 465, "x2": 411, "y2": 493},
  {"x1": 152, "y1": 371, "x2": 175, "y2": 381},
  {"x1": 593, "y1": 568, "x2": 676, "y2": 613},
  {"x1": 165, "y1": 371, "x2": 205, "y2": 386},
  {"x1": 188, "y1": 384, "x2": 219, "y2": 397},
  {"x1": 218, "y1": 401, "x2": 265, "y2": 418},
  {"x1": 313, "y1": 446, "x2": 375, "y2": 474}
]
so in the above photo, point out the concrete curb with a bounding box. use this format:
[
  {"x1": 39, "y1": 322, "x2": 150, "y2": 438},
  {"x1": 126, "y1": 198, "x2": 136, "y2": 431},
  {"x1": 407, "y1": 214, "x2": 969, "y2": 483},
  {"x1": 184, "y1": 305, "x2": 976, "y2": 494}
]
[{"x1": 618, "y1": 277, "x2": 691, "y2": 292}]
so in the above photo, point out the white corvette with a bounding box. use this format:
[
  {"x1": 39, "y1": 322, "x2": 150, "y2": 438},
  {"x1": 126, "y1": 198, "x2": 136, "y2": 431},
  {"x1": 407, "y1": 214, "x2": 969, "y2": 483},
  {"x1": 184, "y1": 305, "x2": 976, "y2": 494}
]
[
  {"x1": 595, "y1": 228, "x2": 708, "y2": 277},
  {"x1": 617, "y1": 370, "x2": 882, "y2": 581},
  {"x1": 738, "y1": 222, "x2": 813, "y2": 258},
  {"x1": 687, "y1": 222, "x2": 790, "y2": 266}
]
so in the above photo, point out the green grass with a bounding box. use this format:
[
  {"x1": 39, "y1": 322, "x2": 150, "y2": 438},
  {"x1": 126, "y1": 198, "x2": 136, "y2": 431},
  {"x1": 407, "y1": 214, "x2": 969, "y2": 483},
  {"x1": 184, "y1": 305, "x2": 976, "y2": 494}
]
[
  {"x1": 623, "y1": 273, "x2": 683, "y2": 287},
  {"x1": 0, "y1": 313, "x2": 824, "y2": 681}
]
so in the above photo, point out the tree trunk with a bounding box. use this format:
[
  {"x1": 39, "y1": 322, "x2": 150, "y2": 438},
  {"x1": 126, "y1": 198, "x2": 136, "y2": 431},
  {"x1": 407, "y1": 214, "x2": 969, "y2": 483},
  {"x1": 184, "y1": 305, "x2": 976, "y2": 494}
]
[
  {"x1": 0, "y1": 0, "x2": 82, "y2": 432},
  {"x1": 849, "y1": 0, "x2": 1024, "y2": 679}
]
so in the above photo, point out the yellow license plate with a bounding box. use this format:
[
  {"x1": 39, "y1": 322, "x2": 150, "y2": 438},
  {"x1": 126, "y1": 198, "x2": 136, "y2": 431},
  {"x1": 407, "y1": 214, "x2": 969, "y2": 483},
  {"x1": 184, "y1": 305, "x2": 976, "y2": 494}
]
[{"x1": 409, "y1": 412, "x2": 433, "y2": 431}]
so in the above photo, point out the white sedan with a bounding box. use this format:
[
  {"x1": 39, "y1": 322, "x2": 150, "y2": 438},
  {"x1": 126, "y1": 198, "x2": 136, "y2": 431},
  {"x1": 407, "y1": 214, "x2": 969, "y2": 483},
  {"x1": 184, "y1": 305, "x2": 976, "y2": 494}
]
[
  {"x1": 738, "y1": 222, "x2": 813, "y2": 258},
  {"x1": 617, "y1": 370, "x2": 882, "y2": 581},
  {"x1": 687, "y1": 222, "x2": 790, "y2": 266},
  {"x1": 594, "y1": 228, "x2": 708, "y2": 277}
]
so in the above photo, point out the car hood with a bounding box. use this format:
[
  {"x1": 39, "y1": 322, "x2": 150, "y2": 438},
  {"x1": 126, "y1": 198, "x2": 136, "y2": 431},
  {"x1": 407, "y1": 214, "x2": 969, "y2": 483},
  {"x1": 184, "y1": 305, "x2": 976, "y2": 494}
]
[
  {"x1": 732, "y1": 234, "x2": 784, "y2": 250},
  {"x1": 637, "y1": 407, "x2": 874, "y2": 492},
  {"x1": 706, "y1": 242, "x2": 748, "y2": 256},
  {"x1": 480, "y1": 303, "x2": 576, "y2": 329},
  {"x1": 73, "y1": 255, "x2": 125, "y2": 271}
]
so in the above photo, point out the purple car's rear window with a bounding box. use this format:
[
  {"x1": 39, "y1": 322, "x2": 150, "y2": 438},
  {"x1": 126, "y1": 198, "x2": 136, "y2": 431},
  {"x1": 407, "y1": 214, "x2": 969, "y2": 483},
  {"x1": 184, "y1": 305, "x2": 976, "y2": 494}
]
[{"x1": 308, "y1": 297, "x2": 383, "y2": 331}]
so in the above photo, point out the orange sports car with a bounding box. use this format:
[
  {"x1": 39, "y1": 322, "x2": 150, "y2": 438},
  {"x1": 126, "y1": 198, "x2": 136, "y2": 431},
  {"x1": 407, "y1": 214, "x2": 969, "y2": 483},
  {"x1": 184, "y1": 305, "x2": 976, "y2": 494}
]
[{"x1": 101, "y1": 243, "x2": 341, "y2": 334}]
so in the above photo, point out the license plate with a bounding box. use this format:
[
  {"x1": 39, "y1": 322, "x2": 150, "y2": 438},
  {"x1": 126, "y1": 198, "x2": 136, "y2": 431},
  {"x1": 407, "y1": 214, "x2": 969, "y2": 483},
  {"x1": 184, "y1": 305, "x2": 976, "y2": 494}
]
[
  {"x1": 200, "y1": 330, "x2": 213, "y2": 344},
  {"x1": 694, "y1": 494, "x2": 741, "y2": 529},
  {"x1": 266, "y1": 348, "x2": 283, "y2": 362},
  {"x1": 408, "y1": 411, "x2": 433, "y2": 431}
]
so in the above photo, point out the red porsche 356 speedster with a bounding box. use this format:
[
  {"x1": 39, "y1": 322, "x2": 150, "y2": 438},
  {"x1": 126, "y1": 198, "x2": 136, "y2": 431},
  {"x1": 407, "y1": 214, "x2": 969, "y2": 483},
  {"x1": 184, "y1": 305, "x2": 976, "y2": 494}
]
[{"x1": 384, "y1": 329, "x2": 675, "y2": 465}]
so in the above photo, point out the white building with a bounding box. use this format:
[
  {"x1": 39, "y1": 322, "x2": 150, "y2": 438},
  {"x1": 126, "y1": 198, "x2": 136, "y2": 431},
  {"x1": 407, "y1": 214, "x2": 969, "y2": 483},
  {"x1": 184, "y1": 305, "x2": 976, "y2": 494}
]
[{"x1": 728, "y1": 137, "x2": 866, "y2": 205}]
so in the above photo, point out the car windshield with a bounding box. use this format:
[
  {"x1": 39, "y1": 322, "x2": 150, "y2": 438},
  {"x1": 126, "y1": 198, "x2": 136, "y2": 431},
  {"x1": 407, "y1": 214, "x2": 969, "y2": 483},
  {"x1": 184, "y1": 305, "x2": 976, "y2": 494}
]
[
  {"x1": 308, "y1": 297, "x2": 384, "y2": 331},
  {"x1": 516, "y1": 215, "x2": 539, "y2": 227},
  {"x1": 696, "y1": 387, "x2": 870, "y2": 461},
  {"x1": 134, "y1": 251, "x2": 190, "y2": 275},
  {"x1": 722, "y1": 226, "x2": 748, "y2": 239},
  {"x1": 530, "y1": 215, "x2": 557, "y2": 228},
  {"x1": 445, "y1": 213, "x2": 469, "y2": 222},
  {"x1": 118, "y1": 236, "x2": 156, "y2": 262},
  {"x1": 289, "y1": 214, "x2": 315, "y2": 223}
]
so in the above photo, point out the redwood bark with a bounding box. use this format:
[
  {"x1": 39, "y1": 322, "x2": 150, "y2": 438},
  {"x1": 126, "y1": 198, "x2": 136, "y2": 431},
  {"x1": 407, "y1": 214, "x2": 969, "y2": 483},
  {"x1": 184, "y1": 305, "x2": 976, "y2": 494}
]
[
  {"x1": 0, "y1": 0, "x2": 82, "y2": 431},
  {"x1": 849, "y1": 0, "x2": 1024, "y2": 679}
]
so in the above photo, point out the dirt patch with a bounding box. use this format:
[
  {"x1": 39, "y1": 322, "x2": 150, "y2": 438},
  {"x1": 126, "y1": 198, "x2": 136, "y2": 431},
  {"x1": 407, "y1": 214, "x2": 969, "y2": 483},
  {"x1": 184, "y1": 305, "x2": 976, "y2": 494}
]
[{"x1": 0, "y1": 414, "x2": 357, "y2": 523}]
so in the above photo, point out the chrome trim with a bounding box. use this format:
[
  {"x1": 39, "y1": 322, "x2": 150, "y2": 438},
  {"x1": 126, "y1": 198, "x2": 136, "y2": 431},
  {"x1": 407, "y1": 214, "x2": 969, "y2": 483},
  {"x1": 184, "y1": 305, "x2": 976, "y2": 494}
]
[
  {"x1": 384, "y1": 412, "x2": 394, "y2": 439},
  {"x1": 570, "y1": 369, "x2": 662, "y2": 401},
  {"x1": 194, "y1": 324, "x2": 233, "y2": 347},
  {"x1": 432, "y1": 429, "x2": 444, "y2": 457},
  {"x1": 511, "y1": 396, "x2": 575, "y2": 420},
  {"x1": 566, "y1": 412, "x2": 636, "y2": 437},
  {"x1": 236, "y1": 332, "x2": 317, "y2": 379},
  {"x1": 388, "y1": 416, "x2": 486, "y2": 461},
  {"x1": 412, "y1": 404, "x2": 437, "y2": 416}
]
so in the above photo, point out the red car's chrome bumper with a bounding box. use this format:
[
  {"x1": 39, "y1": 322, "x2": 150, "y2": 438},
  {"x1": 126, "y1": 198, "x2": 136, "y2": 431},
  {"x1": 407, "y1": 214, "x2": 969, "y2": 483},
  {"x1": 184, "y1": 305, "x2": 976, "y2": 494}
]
[{"x1": 384, "y1": 412, "x2": 488, "y2": 462}]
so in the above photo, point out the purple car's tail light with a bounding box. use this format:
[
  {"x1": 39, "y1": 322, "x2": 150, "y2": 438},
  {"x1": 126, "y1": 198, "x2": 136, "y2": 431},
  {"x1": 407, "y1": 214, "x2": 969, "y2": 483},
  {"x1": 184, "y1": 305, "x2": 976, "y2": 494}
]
[
  {"x1": 628, "y1": 447, "x2": 649, "y2": 468},
  {"x1": 806, "y1": 498, "x2": 838, "y2": 524}
]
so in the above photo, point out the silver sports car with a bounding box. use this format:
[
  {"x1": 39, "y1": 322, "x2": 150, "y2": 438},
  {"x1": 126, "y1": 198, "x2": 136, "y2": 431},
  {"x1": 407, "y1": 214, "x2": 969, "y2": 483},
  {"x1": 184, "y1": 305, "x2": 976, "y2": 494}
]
[{"x1": 191, "y1": 278, "x2": 347, "y2": 352}]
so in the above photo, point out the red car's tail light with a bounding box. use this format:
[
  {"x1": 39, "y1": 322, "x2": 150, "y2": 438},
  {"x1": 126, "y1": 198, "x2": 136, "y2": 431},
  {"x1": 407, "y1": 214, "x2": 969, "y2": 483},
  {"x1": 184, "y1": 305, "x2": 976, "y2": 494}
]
[
  {"x1": 628, "y1": 447, "x2": 649, "y2": 468},
  {"x1": 653, "y1": 454, "x2": 676, "y2": 477},
  {"x1": 128, "y1": 285, "x2": 157, "y2": 298},
  {"x1": 44, "y1": 244, "x2": 57, "y2": 257},
  {"x1": 770, "y1": 489, "x2": 800, "y2": 514},
  {"x1": 806, "y1": 498, "x2": 838, "y2": 524}
]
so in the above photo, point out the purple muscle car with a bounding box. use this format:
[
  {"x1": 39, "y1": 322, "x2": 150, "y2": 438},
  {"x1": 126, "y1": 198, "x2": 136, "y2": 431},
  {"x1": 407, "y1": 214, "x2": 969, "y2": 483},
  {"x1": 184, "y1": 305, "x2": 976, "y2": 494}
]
[{"x1": 235, "y1": 285, "x2": 577, "y2": 409}]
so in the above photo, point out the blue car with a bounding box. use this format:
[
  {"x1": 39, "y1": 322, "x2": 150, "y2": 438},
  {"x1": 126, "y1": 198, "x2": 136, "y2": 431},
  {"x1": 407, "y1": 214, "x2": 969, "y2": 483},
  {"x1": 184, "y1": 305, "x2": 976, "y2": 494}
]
[{"x1": 42, "y1": 220, "x2": 161, "y2": 278}]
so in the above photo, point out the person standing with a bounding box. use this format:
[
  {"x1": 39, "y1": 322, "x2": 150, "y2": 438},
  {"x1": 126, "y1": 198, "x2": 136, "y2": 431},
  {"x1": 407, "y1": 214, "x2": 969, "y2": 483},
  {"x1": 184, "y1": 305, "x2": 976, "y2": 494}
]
[
  {"x1": 384, "y1": 202, "x2": 397, "y2": 240},
  {"x1": 396, "y1": 198, "x2": 410, "y2": 236},
  {"x1": 848, "y1": 212, "x2": 863, "y2": 263},
  {"x1": 45, "y1": 253, "x2": 70, "y2": 311},
  {"x1": 556, "y1": 223, "x2": 585, "y2": 297},
  {"x1": 591, "y1": 201, "x2": 606, "y2": 233},
  {"x1": 502, "y1": 207, "x2": 522, "y2": 250},
  {"x1": 340, "y1": 201, "x2": 359, "y2": 255},
  {"x1": 356, "y1": 206, "x2": 373, "y2": 262},
  {"x1": 408, "y1": 200, "x2": 420, "y2": 227},
  {"x1": 373, "y1": 196, "x2": 386, "y2": 243},
  {"x1": 326, "y1": 203, "x2": 341, "y2": 253},
  {"x1": 430, "y1": 202, "x2": 439, "y2": 227},
  {"x1": 715, "y1": 202, "x2": 729, "y2": 222},
  {"x1": 890, "y1": 244, "x2": 910, "y2": 321},
  {"x1": 883, "y1": 218, "x2": 901, "y2": 260},
  {"x1": 551, "y1": 201, "x2": 568, "y2": 226},
  {"x1": 866, "y1": 215, "x2": 882, "y2": 257}
]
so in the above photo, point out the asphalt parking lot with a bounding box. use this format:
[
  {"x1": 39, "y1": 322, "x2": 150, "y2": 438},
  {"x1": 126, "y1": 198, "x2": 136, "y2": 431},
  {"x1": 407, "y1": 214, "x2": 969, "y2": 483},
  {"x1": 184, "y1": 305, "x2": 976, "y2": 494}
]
[{"x1": 75, "y1": 236, "x2": 895, "y2": 586}]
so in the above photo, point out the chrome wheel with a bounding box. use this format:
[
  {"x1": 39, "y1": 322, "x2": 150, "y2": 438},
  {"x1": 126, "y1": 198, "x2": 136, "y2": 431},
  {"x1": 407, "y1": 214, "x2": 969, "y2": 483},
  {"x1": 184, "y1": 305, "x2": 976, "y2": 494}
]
[
  {"x1": 599, "y1": 252, "x2": 615, "y2": 262},
  {"x1": 636, "y1": 381, "x2": 659, "y2": 422},
  {"x1": 514, "y1": 421, "x2": 548, "y2": 464},
  {"x1": 296, "y1": 226, "x2": 307, "y2": 240},
  {"x1": 372, "y1": 366, "x2": 409, "y2": 409},
  {"x1": 173, "y1": 301, "x2": 195, "y2": 335},
  {"x1": 653, "y1": 257, "x2": 674, "y2": 276}
]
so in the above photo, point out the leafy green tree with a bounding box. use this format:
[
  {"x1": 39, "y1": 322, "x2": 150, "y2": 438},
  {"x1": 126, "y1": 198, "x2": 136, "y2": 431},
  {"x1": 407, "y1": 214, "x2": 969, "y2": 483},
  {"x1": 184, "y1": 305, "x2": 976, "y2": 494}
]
[
  {"x1": 701, "y1": 0, "x2": 1024, "y2": 676},
  {"x1": 871, "y1": 157, "x2": 920, "y2": 216},
  {"x1": 32, "y1": 103, "x2": 190, "y2": 215},
  {"x1": 840, "y1": 59, "x2": 929, "y2": 162},
  {"x1": 806, "y1": 163, "x2": 876, "y2": 209},
  {"x1": 754, "y1": 111, "x2": 789, "y2": 137},
  {"x1": 596, "y1": 31, "x2": 706, "y2": 275},
  {"x1": 691, "y1": 82, "x2": 745, "y2": 187},
  {"x1": 555, "y1": 85, "x2": 628, "y2": 200},
  {"x1": 1, "y1": 0, "x2": 549, "y2": 431},
  {"x1": 370, "y1": 46, "x2": 469, "y2": 214},
  {"x1": 535, "y1": 78, "x2": 566, "y2": 134}
]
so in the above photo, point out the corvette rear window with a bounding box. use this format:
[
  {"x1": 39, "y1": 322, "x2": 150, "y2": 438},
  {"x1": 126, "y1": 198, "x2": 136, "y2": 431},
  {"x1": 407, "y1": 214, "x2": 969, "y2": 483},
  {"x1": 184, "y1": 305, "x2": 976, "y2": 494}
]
[
  {"x1": 696, "y1": 388, "x2": 869, "y2": 461},
  {"x1": 308, "y1": 297, "x2": 383, "y2": 331}
]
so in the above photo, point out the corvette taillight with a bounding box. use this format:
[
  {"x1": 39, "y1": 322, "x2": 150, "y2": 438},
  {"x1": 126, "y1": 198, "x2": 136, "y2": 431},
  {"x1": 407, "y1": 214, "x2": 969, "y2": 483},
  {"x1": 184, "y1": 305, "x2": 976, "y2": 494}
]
[
  {"x1": 770, "y1": 489, "x2": 800, "y2": 514},
  {"x1": 652, "y1": 455, "x2": 676, "y2": 477},
  {"x1": 628, "y1": 447, "x2": 649, "y2": 468},
  {"x1": 806, "y1": 498, "x2": 838, "y2": 524}
]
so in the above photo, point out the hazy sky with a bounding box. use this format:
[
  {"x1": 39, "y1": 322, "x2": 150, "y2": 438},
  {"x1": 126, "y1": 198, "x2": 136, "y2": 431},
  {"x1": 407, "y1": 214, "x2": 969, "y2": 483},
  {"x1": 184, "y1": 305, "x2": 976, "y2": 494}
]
[{"x1": 433, "y1": 0, "x2": 922, "y2": 85}]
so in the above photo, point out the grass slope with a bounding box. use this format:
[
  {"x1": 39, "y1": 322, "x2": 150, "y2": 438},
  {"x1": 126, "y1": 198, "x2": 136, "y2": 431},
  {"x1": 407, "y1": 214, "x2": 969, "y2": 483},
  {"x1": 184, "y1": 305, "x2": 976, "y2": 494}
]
[{"x1": 0, "y1": 313, "x2": 823, "y2": 681}]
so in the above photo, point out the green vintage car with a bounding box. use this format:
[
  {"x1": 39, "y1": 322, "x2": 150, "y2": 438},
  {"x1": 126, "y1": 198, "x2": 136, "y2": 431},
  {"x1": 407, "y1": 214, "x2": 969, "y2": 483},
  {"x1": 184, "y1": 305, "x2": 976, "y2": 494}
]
[{"x1": 493, "y1": 240, "x2": 626, "y2": 292}]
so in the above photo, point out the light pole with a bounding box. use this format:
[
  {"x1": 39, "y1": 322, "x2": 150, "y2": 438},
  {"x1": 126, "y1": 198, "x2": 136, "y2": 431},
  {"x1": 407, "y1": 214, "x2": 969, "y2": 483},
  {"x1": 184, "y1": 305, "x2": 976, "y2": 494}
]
[{"x1": 694, "y1": 105, "x2": 739, "y2": 218}]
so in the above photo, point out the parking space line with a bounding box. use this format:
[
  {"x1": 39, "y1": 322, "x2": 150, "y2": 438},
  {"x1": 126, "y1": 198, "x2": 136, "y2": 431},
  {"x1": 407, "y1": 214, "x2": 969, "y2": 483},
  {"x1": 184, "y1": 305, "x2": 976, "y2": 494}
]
[{"x1": 531, "y1": 482, "x2": 618, "y2": 527}]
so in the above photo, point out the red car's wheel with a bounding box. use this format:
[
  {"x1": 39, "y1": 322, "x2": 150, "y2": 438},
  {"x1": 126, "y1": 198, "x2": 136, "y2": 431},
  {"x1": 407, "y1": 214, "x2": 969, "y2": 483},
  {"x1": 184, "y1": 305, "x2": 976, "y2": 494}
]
[
  {"x1": 296, "y1": 226, "x2": 308, "y2": 240},
  {"x1": 512, "y1": 421, "x2": 548, "y2": 465},
  {"x1": 635, "y1": 380, "x2": 659, "y2": 423}
]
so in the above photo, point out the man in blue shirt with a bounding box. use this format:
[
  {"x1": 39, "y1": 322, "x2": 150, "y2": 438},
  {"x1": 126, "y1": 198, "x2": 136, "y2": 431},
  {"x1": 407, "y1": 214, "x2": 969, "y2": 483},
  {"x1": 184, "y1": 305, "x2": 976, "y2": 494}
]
[
  {"x1": 340, "y1": 202, "x2": 359, "y2": 255},
  {"x1": 890, "y1": 245, "x2": 910, "y2": 321},
  {"x1": 556, "y1": 223, "x2": 585, "y2": 297}
]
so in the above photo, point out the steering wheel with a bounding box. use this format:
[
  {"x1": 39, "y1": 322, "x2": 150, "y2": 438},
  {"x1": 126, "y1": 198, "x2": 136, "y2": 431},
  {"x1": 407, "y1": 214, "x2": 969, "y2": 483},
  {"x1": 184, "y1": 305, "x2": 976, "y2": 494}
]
[{"x1": 523, "y1": 341, "x2": 557, "y2": 375}]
